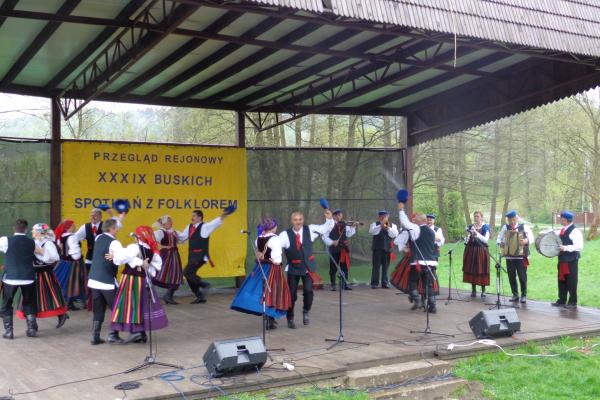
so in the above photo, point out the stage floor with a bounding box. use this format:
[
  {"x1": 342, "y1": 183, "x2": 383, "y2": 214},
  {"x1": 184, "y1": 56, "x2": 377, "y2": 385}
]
[{"x1": 1, "y1": 286, "x2": 599, "y2": 399}]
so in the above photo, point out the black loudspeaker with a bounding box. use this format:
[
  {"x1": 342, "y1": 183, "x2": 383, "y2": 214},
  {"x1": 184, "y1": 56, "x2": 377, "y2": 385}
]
[
  {"x1": 203, "y1": 336, "x2": 267, "y2": 377},
  {"x1": 469, "y1": 309, "x2": 521, "y2": 338}
]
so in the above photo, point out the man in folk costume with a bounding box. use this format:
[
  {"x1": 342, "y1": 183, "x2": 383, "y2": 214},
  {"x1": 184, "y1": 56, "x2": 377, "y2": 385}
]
[
  {"x1": 496, "y1": 210, "x2": 534, "y2": 303},
  {"x1": 322, "y1": 209, "x2": 356, "y2": 291},
  {"x1": 111, "y1": 226, "x2": 168, "y2": 343},
  {"x1": 392, "y1": 227, "x2": 422, "y2": 309},
  {"x1": 73, "y1": 208, "x2": 104, "y2": 269},
  {"x1": 0, "y1": 219, "x2": 37, "y2": 339},
  {"x1": 16, "y1": 223, "x2": 69, "y2": 331},
  {"x1": 426, "y1": 214, "x2": 445, "y2": 260},
  {"x1": 279, "y1": 209, "x2": 334, "y2": 329},
  {"x1": 179, "y1": 206, "x2": 235, "y2": 304},
  {"x1": 231, "y1": 218, "x2": 291, "y2": 330},
  {"x1": 551, "y1": 211, "x2": 583, "y2": 309},
  {"x1": 396, "y1": 192, "x2": 440, "y2": 313},
  {"x1": 368, "y1": 210, "x2": 399, "y2": 289},
  {"x1": 54, "y1": 220, "x2": 86, "y2": 310},
  {"x1": 153, "y1": 215, "x2": 183, "y2": 305},
  {"x1": 88, "y1": 218, "x2": 136, "y2": 345}
]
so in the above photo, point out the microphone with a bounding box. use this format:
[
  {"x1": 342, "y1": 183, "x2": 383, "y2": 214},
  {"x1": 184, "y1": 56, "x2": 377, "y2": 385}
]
[{"x1": 241, "y1": 229, "x2": 251, "y2": 234}]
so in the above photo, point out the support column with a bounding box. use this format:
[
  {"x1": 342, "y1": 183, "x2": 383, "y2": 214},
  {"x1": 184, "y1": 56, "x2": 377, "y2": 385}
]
[
  {"x1": 398, "y1": 116, "x2": 413, "y2": 211},
  {"x1": 235, "y1": 111, "x2": 245, "y2": 148},
  {"x1": 50, "y1": 98, "x2": 61, "y2": 227}
]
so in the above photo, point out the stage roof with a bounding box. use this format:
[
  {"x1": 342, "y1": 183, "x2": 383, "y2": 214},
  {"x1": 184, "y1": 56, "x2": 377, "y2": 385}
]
[{"x1": 0, "y1": 0, "x2": 599, "y2": 145}]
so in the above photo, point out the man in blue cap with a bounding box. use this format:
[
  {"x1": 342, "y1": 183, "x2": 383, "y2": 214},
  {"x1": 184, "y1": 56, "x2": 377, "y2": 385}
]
[
  {"x1": 322, "y1": 209, "x2": 357, "y2": 291},
  {"x1": 552, "y1": 211, "x2": 583, "y2": 309},
  {"x1": 369, "y1": 210, "x2": 399, "y2": 289},
  {"x1": 426, "y1": 214, "x2": 445, "y2": 260},
  {"x1": 496, "y1": 210, "x2": 534, "y2": 303}
]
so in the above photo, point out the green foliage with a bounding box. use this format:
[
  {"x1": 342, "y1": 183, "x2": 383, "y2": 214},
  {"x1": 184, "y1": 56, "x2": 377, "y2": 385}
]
[
  {"x1": 444, "y1": 191, "x2": 465, "y2": 240},
  {"x1": 454, "y1": 337, "x2": 600, "y2": 400}
]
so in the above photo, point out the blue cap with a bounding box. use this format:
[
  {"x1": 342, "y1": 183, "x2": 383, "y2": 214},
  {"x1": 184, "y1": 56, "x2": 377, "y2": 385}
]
[
  {"x1": 112, "y1": 199, "x2": 130, "y2": 214},
  {"x1": 560, "y1": 210, "x2": 574, "y2": 221},
  {"x1": 378, "y1": 210, "x2": 388, "y2": 216},
  {"x1": 426, "y1": 214, "x2": 436, "y2": 219},
  {"x1": 505, "y1": 210, "x2": 517, "y2": 218},
  {"x1": 396, "y1": 189, "x2": 409, "y2": 203},
  {"x1": 223, "y1": 204, "x2": 237, "y2": 215},
  {"x1": 332, "y1": 209, "x2": 342, "y2": 215},
  {"x1": 319, "y1": 197, "x2": 330, "y2": 210}
]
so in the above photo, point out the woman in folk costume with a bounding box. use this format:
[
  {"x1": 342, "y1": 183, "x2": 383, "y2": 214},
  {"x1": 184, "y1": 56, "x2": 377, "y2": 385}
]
[
  {"x1": 152, "y1": 215, "x2": 183, "y2": 305},
  {"x1": 231, "y1": 218, "x2": 291, "y2": 330},
  {"x1": 462, "y1": 211, "x2": 491, "y2": 298},
  {"x1": 110, "y1": 225, "x2": 168, "y2": 344},
  {"x1": 390, "y1": 230, "x2": 413, "y2": 294},
  {"x1": 53, "y1": 220, "x2": 87, "y2": 310},
  {"x1": 17, "y1": 223, "x2": 69, "y2": 329}
]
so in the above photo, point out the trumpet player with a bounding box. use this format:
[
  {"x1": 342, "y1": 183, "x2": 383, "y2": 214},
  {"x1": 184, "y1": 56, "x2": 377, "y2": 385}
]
[
  {"x1": 551, "y1": 211, "x2": 583, "y2": 309},
  {"x1": 426, "y1": 214, "x2": 445, "y2": 260},
  {"x1": 369, "y1": 210, "x2": 399, "y2": 289},
  {"x1": 321, "y1": 209, "x2": 357, "y2": 291},
  {"x1": 496, "y1": 210, "x2": 534, "y2": 303}
]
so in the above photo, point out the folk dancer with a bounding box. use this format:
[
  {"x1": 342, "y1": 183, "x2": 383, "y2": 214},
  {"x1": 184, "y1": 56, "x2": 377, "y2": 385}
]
[
  {"x1": 397, "y1": 203, "x2": 439, "y2": 313},
  {"x1": 231, "y1": 218, "x2": 292, "y2": 330},
  {"x1": 73, "y1": 208, "x2": 104, "y2": 309},
  {"x1": 322, "y1": 209, "x2": 356, "y2": 291},
  {"x1": 279, "y1": 209, "x2": 334, "y2": 329},
  {"x1": 426, "y1": 214, "x2": 445, "y2": 260},
  {"x1": 111, "y1": 226, "x2": 168, "y2": 343},
  {"x1": 179, "y1": 208, "x2": 232, "y2": 304},
  {"x1": 0, "y1": 219, "x2": 37, "y2": 339},
  {"x1": 16, "y1": 223, "x2": 69, "y2": 330},
  {"x1": 496, "y1": 210, "x2": 534, "y2": 303},
  {"x1": 551, "y1": 211, "x2": 583, "y2": 309},
  {"x1": 462, "y1": 211, "x2": 491, "y2": 298},
  {"x1": 391, "y1": 228, "x2": 422, "y2": 309},
  {"x1": 88, "y1": 218, "x2": 132, "y2": 345},
  {"x1": 54, "y1": 220, "x2": 86, "y2": 310},
  {"x1": 368, "y1": 211, "x2": 399, "y2": 289},
  {"x1": 153, "y1": 215, "x2": 183, "y2": 305}
]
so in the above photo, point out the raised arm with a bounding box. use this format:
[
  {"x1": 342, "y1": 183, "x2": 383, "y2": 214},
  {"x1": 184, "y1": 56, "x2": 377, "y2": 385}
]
[
  {"x1": 308, "y1": 209, "x2": 334, "y2": 242},
  {"x1": 200, "y1": 216, "x2": 224, "y2": 238},
  {"x1": 398, "y1": 209, "x2": 420, "y2": 241},
  {"x1": 72, "y1": 224, "x2": 86, "y2": 242}
]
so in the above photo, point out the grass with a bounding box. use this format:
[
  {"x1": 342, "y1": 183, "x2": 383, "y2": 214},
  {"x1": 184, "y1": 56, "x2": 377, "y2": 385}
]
[
  {"x1": 454, "y1": 336, "x2": 600, "y2": 400},
  {"x1": 215, "y1": 388, "x2": 369, "y2": 400}
]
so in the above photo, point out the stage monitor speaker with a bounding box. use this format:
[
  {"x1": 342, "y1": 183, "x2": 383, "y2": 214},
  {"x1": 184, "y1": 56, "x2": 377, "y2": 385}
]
[
  {"x1": 203, "y1": 336, "x2": 267, "y2": 377},
  {"x1": 469, "y1": 309, "x2": 521, "y2": 339}
]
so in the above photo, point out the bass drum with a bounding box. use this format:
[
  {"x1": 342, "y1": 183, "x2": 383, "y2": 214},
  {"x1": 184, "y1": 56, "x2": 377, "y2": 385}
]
[{"x1": 535, "y1": 230, "x2": 561, "y2": 258}]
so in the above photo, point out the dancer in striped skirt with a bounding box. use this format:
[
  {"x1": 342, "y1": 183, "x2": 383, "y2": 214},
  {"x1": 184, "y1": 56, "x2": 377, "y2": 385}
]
[
  {"x1": 390, "y1": 230, "x2": 413, "y2": 294},
  {"x1": 53, "y1": 220, "x2": 87, "y2": 310},
  {"x1": 231, "y1": 218, "x2": 291, "y2": 330},
  {"x1": 153, "y1": 215, "x2": 183, "y2": 305},
  {"x1": 462, "y1": 211, "x2": 491, "y2": 298},
  {"x1": 16, "y1": 223, "x2": 69, "y2": 329},
  {"x1": 111, "y1": 225, "x2": 168, "y2": 344}
]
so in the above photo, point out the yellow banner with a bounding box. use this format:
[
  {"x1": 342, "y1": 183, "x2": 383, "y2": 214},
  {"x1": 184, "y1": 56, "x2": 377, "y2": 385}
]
[{"x1": 61, "y1": 141, "x2": 247, "y2": 278}]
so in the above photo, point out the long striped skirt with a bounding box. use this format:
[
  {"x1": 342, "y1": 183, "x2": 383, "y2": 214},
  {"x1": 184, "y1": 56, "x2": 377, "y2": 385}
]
[
  {"x1": 17, "y1": 266, "x2": 68, "y2": 319},
  {"x1": 54, "y1": 258, "x2": 87, "y2": 302},
  {"x1": 231, "y1": 262, "x2": 291, "y2": 319},
  {"x1": 463, "y1": 243, "x2": 490, "y2": 286},
  {"x1": 391, "y1": 251, "x2": 412, "y2": 293},
  {"x1": 153, "y1": 248, "x2": 183, "y2": 289},
  {"x1": 111, "y1": 273, "x2": 168, "y2": 333}
]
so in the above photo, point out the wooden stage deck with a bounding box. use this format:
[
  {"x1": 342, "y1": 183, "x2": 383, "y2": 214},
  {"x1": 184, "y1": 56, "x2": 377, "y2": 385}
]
[{"x1": 1, "y1": 286, "x2": 599, "y2": 400}]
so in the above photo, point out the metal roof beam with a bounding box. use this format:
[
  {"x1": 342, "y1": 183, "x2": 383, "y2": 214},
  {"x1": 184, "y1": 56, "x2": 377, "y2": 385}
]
[
  {"x1": 146, "y1": 15, "x2": 282, "y2": 98},
  {"x1": 114, "y1": 10, "x2": 244, "y2": 96},
  {"x1": 45, "y1": 0, "x2": 146, "y2": 90},
  {"x1": 57, "y1": 1, "x2": 199, "y2": 119},
  {"x1": 0, "y1": 0, "x2": 82, "y2": 90},
  {"x1": 0, "y1": 0, "x2": 19, "y2": 30}
]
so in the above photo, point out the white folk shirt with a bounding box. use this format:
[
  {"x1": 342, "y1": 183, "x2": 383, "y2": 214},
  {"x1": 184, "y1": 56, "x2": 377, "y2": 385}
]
[
  {"x1": 465, "y1": 225, "x2": 490, "y2": 245},
  {"x1": 256, "y1": 233, "x2": 283, "y2": 264},
  {"x1": 496, "y1": 222, "x2": 534, "y2": 260},
  {"x1": 63, "y1": 233, "x2": 82, "y2": 260},
  {"x1": 394, "y1": 230, "x2": 410, "y2": 251},
  {"x1": 368, "y1": 221, "x2": 399, "y2": 239},
  {"x1": 0, "y1": 233, "x2": 35, "y2": 285},
  {"x1": 553, "y1": 223, "x2": 584, "y2": 253},
  {"x1": 177, "y1": 217, "x2": 223, "y2": 262},
  {"x1": 429, "y1": 224, "x2": 445, "y2": 248},
  {"x1": 35, "y1": 239, "x2": 60, "y2": 265},
  {"x1": 398, "y1": 210, "x2": 438, "y2": 266},
  {"x1": 121, "y1": 242, "x2": 163, "y2": 278},
  {"x1": 73, "y1": 217, "x2": 122, "y2": 264},
  {"x1": 87, "y1": 233, "x2": 143, "y2": 290},
  {"x1": 278, "y1": 218, "x2": 334, "y2": 250}
]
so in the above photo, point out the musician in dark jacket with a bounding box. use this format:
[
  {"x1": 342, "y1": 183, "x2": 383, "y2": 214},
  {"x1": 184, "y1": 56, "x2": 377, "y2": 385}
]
[
  {"x1": 368, "y1": 211, "x2": 399, "y2": 289},
  {"x1": 322, "y1": 209, "x2": 356, "y2": 291},
  {"x1": 0, "y1": 219, "x2": 37, "y2": 339},
  {"x1": 278, "y1": 209, "x2": 333, "y2": 329},
  {"x1": 551, "y1": 211, "x2": 583, "y2": 309}
]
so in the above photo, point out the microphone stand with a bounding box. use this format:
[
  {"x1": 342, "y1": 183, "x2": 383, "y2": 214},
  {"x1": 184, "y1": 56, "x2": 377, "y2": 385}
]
[
  {"x1": 444, "y1": 239, "x2": 470, "y2": 304},
  {"x1": 405, "y1": 227, "x2": 454, "y2": 341},
  {"x1": 315, "y1": 232, "x2": 369, "y2": 350},
  {"x1": 486, "y1": 247, "x2": 516, "y2": 310}
]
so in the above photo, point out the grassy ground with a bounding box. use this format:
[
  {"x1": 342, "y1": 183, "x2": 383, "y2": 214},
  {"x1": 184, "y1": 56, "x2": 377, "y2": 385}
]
[
  {"x1": 454, "y1": 336, "x2": 600, "y2": 400},
  {"x1": 215, "y1": 388, "x2": 369, "y2": 400}
]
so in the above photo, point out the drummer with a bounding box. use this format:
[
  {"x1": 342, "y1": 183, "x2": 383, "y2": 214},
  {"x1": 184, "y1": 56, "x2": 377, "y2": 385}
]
[{"x1": 551, "y1": 211, "x2": 583, "y2": 309}]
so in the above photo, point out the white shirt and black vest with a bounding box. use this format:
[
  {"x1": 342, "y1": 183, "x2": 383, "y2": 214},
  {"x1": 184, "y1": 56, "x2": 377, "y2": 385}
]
[
  {"x1": 88, "y1": 233, "x2": 118, "y2": 290},
  {"x1": 1, "y1": 234, "x2": 36, "y2": 285},
  {"x1": 187, "y1": 223, "x2": 209, "y2": 264},
  {"x1": 284, "y1": 226, "x2": 316, "y2": 276},
  {"x1": 398, "y1": 211, "x2": 438, "y2": 266},
  {"x1": 558, "y1": 224, "x2": 581, "y2": 263}
]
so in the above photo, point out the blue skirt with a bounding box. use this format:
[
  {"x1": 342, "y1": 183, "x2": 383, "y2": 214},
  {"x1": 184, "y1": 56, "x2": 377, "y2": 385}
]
[{"x1": 230, "y1": 263, "x2": 287, "y2": 319}]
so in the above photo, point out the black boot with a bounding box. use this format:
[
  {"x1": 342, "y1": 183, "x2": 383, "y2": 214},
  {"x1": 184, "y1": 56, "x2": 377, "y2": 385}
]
[
  {"x1": 68, "y1": 299, "x2": 81, "y2": 311},
  {"x1": 107, "y1": 330, "x2": 124, "y2": 344},
  {"x1": 125, "y1": 331, "x2": 147, "y2": 344},
  {"x1": 163, "y1": 288, "x2": 179, "y2": 305},
  {"x1": 428, "y1": 296, "x2": 437, "y2": 314},
  {"x1": 56, "y1": 313, "x2": 69, "y2": 329},
  {"x1": 266, "y1": 317, "x2": 277, "y2": 330},
  {"x1": 410, "y1": 290, "x2": 421, "y2": 310},
  {"x1": 2, "y1": 315, "x2": 13, "y2": 340},
  {"x1": 25, "y1": 315, "x2": 37, "y2": 337},
  {"x1": 303, "y1": 311, "x2": 310, "y2": 326},
  {"x1": 91, "y1": 321, "x2": 105, "y2": 345}
]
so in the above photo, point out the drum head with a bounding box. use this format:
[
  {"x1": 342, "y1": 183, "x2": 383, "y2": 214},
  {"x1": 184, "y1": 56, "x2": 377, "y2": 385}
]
[{"x1": 535, "y1": 230, "x2": 561, "y2": 258}]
